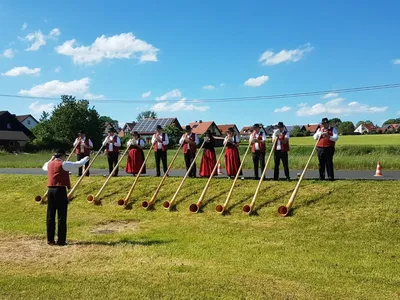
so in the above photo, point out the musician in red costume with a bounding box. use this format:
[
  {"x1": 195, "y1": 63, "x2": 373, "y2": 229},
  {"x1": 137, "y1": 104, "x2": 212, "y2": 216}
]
[
  {"x1": 224, "y1": 127, "x2": 244, "y2": 180},
  {"x1": 199, "y1": 130, "x2": 217, "y2": 178},
  {"x1": 102, "y1": 128, "x2": 121, "y2": 177},
  {"x1": 73, "y1": 130, "x2": 93, "y2": 177},
  {"x1": 272, "y1": 122, "x2": 290, "y2": 181},
  {"x1": 151, "y1": 125, "x2": 169, "y2": 177},
  {"x1": 250, "y1": 123, "x2": 266, "y2": 180},
  {"x1": 180, "y1": 125, "x2": 199, "y2": 178},
  {"x1": 313, "y1": 117, "x2": 339, "y2": 181},
  {"x1": 126, "y1": 131, "x2": 146, "y2": 176}
]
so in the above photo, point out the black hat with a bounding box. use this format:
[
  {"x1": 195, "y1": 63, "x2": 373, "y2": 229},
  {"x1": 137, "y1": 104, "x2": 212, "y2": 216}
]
[
  {"x1": 277, "y1": 122, "x2": 284, "y2": 127},
  {"x1": 156, "y1": 125, "x2": 162, "y2": 130},
  {"x1": 108, "y1": 128, "x2": 114, "y2": 133},
  {"x1": 227, "y1": 127, "x2": 234, "y2": 133},
  {"x1": 253, "y1": 123, "x2": 260, "y2": 128},
  {"x1": 79, "y1": 130, "x2": 85, "y2": 135},
  {"x1": 321, "y1": 117, "x2": 329, "y2": 124},
  {"x1": 185, "y1": 125, "x2": 192, "y2": 132},
  {"x1": 55, "y1": 149, "x2": 67, "y2": 157},
  {"x1": 132, "y1": 131, "x2": 140, "y2": 137}
]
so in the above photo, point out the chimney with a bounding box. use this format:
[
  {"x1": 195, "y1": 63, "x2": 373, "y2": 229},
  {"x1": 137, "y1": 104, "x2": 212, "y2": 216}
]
[{"x1": 199, "y1": 120, "x2": 202, "y2": 123}]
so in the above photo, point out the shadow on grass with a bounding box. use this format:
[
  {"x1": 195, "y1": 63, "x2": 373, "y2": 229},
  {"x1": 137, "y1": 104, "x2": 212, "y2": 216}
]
[
  {"x1": 199, "y1": 189, "x2": 230, "y2": 212},
  {"x1": 289, "y1": 190, "x2": 333, "y2": 216},
  {"x1": 253, "y1": 188, "x2": 295, "y2": 214},
  {"x1": 72, "y1": 239, "x2": 173, "y2": 247}
]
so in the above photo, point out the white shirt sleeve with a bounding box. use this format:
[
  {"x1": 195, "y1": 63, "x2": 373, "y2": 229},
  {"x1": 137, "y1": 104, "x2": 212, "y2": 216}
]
[
  {"x1": 88, "y1": 139, "x2": 93, "y2": 148},
  {"x1": 73, "y1": 138, "x2": 79, "y2": 147},
  {"x1": 330, "y1": 127, "x2": 339, "y2": 142},
  {"x1": 42, "y1": 160, "x2": 51, "y2": 171},
  {"x1": 179, "y1": 135, "x2": 185, "y2": 145},
  {"x1": 313, "y1": 129, "x2": 322, "y2": 140},
  {"x1": 195, "y1": 134, "x2": 199, "y2": 145},
  {"x1": 151, "y1": 134, "x2": 157, "y2": 145},
  {"x1": 102, "y1": 137, "x2": 109, "y2": 146},
  {"x1": 62, "y1": 157, "x2": 90, "y2": 172},
  {"x1": 163, "y1": 134, "x2": 169, "y2": 146},
  {"x1": 114, "y1": 137, "x2": 121, "y2": 147}
]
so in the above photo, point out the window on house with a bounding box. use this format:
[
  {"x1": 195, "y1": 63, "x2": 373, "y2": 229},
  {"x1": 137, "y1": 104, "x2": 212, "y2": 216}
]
[
  {"x1": 9, "y1": 141, "x2": 15, "y2": 147},
  {"x1": 27, "y1": 120, "x2": 31, "y2": 125},
  {"x1": 7, "y1": 123, "x2": 11, "y2": 129}
]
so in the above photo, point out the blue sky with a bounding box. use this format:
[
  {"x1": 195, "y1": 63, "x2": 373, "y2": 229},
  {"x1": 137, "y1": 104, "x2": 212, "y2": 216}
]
[{"x1": 0, "y1": 0, "x2": 399, "y2": 129}]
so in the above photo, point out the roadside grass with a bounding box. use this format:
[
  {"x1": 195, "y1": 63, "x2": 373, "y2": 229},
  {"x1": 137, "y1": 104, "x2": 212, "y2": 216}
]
[{"x1": 0, "y1": 175, "x2": 399, "y2": 299}]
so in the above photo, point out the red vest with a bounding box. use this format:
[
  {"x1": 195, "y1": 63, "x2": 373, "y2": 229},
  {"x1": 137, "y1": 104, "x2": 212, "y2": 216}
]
[
  {"x1": 47, "y1": 160, "x2": 71, "y2": 189},
  {"x1": 153, "y1": 133, "x2": 167, "y2": 151},
  {"x1": 75, "y1": 138, "x2": 91, "y2": 155},
  {"x1": 274, "y1": 131, "x2": 290, "y2": 152},
  {"x1": 183, "y1": 133, "x2": 196, "y2": 154},
  {"x1": 317, "y1": 127, "x2": 335, "y2": 148},
  {"x1": 106, "y1": 136, "x2": 119, "y2": 153},
  {"x1": 251, "y1": 131, "x2": 266, "y2": 153}
]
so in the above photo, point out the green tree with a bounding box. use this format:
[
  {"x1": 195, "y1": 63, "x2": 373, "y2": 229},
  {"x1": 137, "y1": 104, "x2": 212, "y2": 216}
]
[
  {"x1": 329, "y1": 118, "x2": 342, "y2": 126},
  {"x1": 290, "y1": 125, "x2": 305, "y2": 137},
  {"x1": 338, "y1": 121, "x2": 355, "y2": 135},
  {"x1": 99, "y1": 116, "x2": 119, "y2": 131},
  {"x1": 383, "y1": 118, "x2": 400, "y2": 125},
  {"x1": 163, "y1": 123, "x2": 182, "y2": 147},
  {"x1": 136, "y1": 111, "x2": 157, "y2": 122},
  {"x1": 39, "y1": 111, "x2": 50, "y2": 122}
]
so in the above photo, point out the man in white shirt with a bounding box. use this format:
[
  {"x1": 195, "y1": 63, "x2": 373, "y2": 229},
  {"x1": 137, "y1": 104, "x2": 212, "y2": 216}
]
[
  {"x1": 313, "y1": 117, "x2": 339, "y2": 181},
  {"x1": 250, "y1": 123, "x2": 266, "y2": 180},
  {"x1": 180, "y1": 125, "x2": 200, "y2": 178},
  {"x1": 272, "y1": 122, "x2": 290, "y2": 181},
  {"x1": 73, "y1": 130, "x2": 93, "y2": 177},
  {"x1": 103, "y1": 128, "x2": 122, "y2": 177},
  {"x1": 151, "y1": 125, "x2": 169, "y2": 177}
]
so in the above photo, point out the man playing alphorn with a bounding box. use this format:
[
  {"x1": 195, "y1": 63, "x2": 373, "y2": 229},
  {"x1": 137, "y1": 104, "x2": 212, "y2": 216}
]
[
  {"x1": 151, "y1": 125, "x2": 169, "y2": 177},
  {"x1": 180, "y1": 125, "x2": 199, "y2": 178},
  {"x1": 313, "y1": 117, "x2": 339, "y2": 181},
  {"x1": 73, "y1": 130, "x2": 93, "y2": 177},
  {"x1": 272, "y1": 122, "x2": 290, "y2": 181},
  {"x1": 103, "y1": 128, "x2": 121, "y2": 177},
  {"x1": 250, "y1": 123, "x2": 266, "y2": 180}
]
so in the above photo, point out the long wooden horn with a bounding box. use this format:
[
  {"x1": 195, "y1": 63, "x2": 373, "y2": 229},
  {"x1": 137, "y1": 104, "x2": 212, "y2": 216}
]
[
  {"x1": 67, "y1": 143, "x2": 106, "y2": 201},
  {"x1": 162, "y1": 140, "x2": 206, "y2": 210},
  {"x1": 117, "y1": 147, "x2": 153, "y2": 207},
  {"x1": 242, "y1": 137, "x2": 278, "y2": 215},
  {"x1": 142, "y1": 143, "x2": 183, "y2": 210},
  {"x1": 189, "y1": 144, "x2": 227, "y2": 213},
  {"x1": 87, "y1": 145, "x2": 130, "y2": 205},
  {"x1": 35, "y1": 142, "x2": 79, "y2": 204},
  {"x1": 215, "y1": 142, "x2": 252, "y2": 214},
  {"x1": 278, "y1": 137, "x2": 320, "y2": 217}
]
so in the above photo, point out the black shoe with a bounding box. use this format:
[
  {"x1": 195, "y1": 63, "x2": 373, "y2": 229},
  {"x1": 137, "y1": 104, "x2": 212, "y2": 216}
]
[
  {"x1": 47, "y1": 241, "x2": 56, "y2": 246},
  {"x1": 319, "y1": 177, "x2": 325, "y2": 181},
  {"x1": 286, "y1": 177, "x2": 291, "y2": 181},
  {"x1": 328, "y1": 178, "x2": 334, "y2": 181},
  {"x1": 254, "y1": 177, "x2": 260, "y2": 180},
  {"x1": 56, "y1": 241, "x2": 67, "y2": 246}
]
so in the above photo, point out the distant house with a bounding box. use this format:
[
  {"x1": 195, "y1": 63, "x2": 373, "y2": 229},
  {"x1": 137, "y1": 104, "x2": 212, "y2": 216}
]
[
  {"x1": 132, "y1": 118, "x2": 182, "y2": 144},
  {"x1": 354, "y1": 123, "x2": 375, "y2": 134},
  {"x1": 301, "y1": 124, "x2": 320, "y2": 134},
  {"x1": 0, "y1": 111, "x2": 35, "y2": 151},
  {"x1": 119, "y1": 122, "x2": 136, "y2": 137},
  {"x1": 104, "y1": 122, "x2": 120, "y2": 136},
  {"x1": 381, "y1": 124, "x2": 400, "y2": 133},
  {"x1": 189, "y1": 121, "x2": 222, "y2": 136},
  {"x1": 16, "y1": 114, "x2": 39, "y2": 130},
  {"x1": 217, "y1": 124, "x2": 240, "y2": 137},
  {"x1": 240, "y1": 125, "x2": 267, "y2": 140}
]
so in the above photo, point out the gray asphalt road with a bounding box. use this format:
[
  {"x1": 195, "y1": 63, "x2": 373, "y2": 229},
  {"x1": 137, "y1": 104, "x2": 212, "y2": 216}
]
[{"x1": 0, "y1": 168, "x2": 398, "y2": 180}]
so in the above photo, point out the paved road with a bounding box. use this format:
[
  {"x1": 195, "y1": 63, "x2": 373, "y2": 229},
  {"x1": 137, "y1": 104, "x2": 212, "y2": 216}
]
[{"x1": 0, "y1": 168, "x2": 399, "y2": 180}]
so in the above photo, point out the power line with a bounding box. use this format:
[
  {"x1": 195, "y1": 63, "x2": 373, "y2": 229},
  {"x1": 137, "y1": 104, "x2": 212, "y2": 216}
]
[{"x1": 1, "y1": 83, "x2": 399, "y2": 104}]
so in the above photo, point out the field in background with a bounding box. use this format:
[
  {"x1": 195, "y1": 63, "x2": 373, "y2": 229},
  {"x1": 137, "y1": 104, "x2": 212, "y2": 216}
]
[
  {"x1": 0, "y1": 174, "x2": 398, "y2": 299},
  {"x1": 290, "y1": 134, "x2": 400, "y2": 145}
]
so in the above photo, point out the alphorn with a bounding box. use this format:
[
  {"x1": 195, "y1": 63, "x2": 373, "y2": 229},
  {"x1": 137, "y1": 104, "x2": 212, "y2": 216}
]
[
  {"x1": 87, "y1": 144, "x2": 131, "y2": 204},
  {"x1": 215, "y1": 142, "x2": 252, "y2": 214},
  {"x1": 162, "y1": 140, "x2": 206, "y2": 210},
  {"x1": 189, "y1": 143, "x2": 227, "y2": 213},
  {"x1": 242, "y1": 137, "x2": 278, "y2": 214},
  {"x1": 66, "y1": 143, "x2": 106, "y2": 201},
  {"x1": 142, "y1": 143, "x2": 183, "y2": 209},
  {"x1": 278, "y1": 137, "x2": 320, "y2": 217},
  {"x1": 117, "y1": 147, "x2": 153, "y2": 207},
  {"x1": 35, "y1": 142, "x2": 79, "y2": 204}
]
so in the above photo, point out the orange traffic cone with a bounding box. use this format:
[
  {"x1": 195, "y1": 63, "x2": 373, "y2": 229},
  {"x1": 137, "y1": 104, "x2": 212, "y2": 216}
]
[
  {"x1": 217, "y1": 162, "x2": 223, "y2": 175},
  {"x1": 374, "y1": 161, "x2": 383, "y2": 177}
]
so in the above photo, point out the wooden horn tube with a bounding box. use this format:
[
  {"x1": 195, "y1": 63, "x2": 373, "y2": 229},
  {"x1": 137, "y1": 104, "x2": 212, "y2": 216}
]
[
  {"x1": 215, "y1": 143, "x2": 252, "y2": 214},
  {"x1": 35, "y1": 142, "x2": 79, "y2": 204},
  {"x1": 87, "y1": 146, "x2": 130, "y2": 204},
  {"x1": 242, "y1": 138, "x2": 278, "y2": 215},
  {"x1": 118, "y1": 147, "x2": 153, "y2": 207},
  {"x1": 163, "y1": 140, "x2": 206, "y2": 210},
  {"x1": 278, "y1": 137, "x2": 320, "y2": 217},
  {"x1": 142, "y1": 144, "x2": 183, "y2": 209},
  {"x1": 189, "y1": 144, "x2": 227, "y2": 213},
  {"x1": 67, "y1": 144, "x2": 106, "y2": 201}
]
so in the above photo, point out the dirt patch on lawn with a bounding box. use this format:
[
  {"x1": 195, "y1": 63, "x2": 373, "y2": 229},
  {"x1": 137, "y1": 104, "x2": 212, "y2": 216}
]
[{"x1": 90, "y1": 220, "x2": 140, "y2": 234}]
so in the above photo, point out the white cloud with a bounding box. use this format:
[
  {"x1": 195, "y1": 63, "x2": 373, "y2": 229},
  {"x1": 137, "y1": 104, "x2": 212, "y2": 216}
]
[
  {"x1": 2, "y1": 48, "x2": 14, "y2": 58},
  {"x1": 244, "y1": 75, "x2": 269, "y2": 87},
  {"x1": 156, "y1": 89, "x2": 182, "y2": 101},
  {"x1": 29, "y1": 101, "x2": 54, "y2": 117},
  {"x1": 393, "y1": 59, "x2": 400, "y2": 65},
  {"x1": 220, "y1": 83, "x2": 225, "y2": 87},
  {"x1": 21, "y1": 22, "x2": 28, "y2": 31},
  {"x1": 203, "y1": 85, "x2": 215, "y2": 90},
  {"x1": 152, "y1": 97, "x2": 209, "y2": 112},
  {"x1": 19, "y1": 77, "x2": 90, "y2": 97},
  {"x1": 296, "y1": 96, "x2": 388, "y2": 116},
  {"x1": 274, "y1": 106, "x2": 292, "y2": 113},
  {"x1": 259, "y1": 43, "x2": 313, "y2": 66},
  {"x1": 24, "y1": 30, "x2": 46, "y2": 51},
  {"x1": 54, "y1": 66, "x2": 61, "y2": 73},
  {"x1": 55, "y1": 32, "x2": 159, "y2": 65},
  {"x1": 298, "y1": 102, "x2": 308, "y2": 107},
  {"x1": 141, "y1": 91, "x2": 151, "y2": 98},
  {"x1": 2, "y1": 66, "x2": 41, "y2": 76},
  {"x1": 84, "y1": 93, "x2": 105, "y2": 100},
  {"x1": 322, "y1": 92, "x2": 339, "y2": 99},
  {"x1": 48, "y1": 28, "x2": 60, "y2": 39}
]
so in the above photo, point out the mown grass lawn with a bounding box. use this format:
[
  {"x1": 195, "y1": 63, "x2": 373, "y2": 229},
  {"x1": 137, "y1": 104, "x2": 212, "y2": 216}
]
[{"x1": 0, "y1": 175, "x2": 399, "y2": 299}]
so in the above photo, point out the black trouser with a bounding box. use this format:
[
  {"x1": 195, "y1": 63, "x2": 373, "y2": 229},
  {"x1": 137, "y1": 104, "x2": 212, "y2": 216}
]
[
  {"x1": 317, "y1": 147, "x2": 335, "y2": 180},
  {"x1": 274, "y1": 150, "x2": 290, "y2": 180},
  {"x1": 107, "y1": 152, "x2": 119, "y2": 176},
  {"x1": 47, "y1": 187, "x2": 68, "y2": 244},
  {"x1": 184, "y1": 152, "x2": 196, "y2": 177},
  {"x1": 155, "y1": 150, "x2": 168, "y2": 176},
  {"x1": 77, "y1": 154, "x2": 90, "y2": 176},
  {"x1": 252, "y1": 151, "x2": 265, "y2": 179}
]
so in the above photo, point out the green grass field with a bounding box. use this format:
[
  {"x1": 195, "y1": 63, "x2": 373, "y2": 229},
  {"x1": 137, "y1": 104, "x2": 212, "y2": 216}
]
[
  {"x1": 0, "y1": 175, "x2": 399, "y2": 299},
  {"x1": 1, "y1": 134, "x2": 400, "y2": 170}
]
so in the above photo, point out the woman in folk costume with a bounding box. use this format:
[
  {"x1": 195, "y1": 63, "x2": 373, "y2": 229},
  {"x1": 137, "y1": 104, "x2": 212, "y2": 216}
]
[
  {"x1": 126, "y1": 131, "x2": 146, "y2": 175},
  {"x1": 199, "y1": 130, "x2": 217, "y2": 178},
  {"x1": 224, "y1": 127, "x2": 244, "y2": 179}
]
